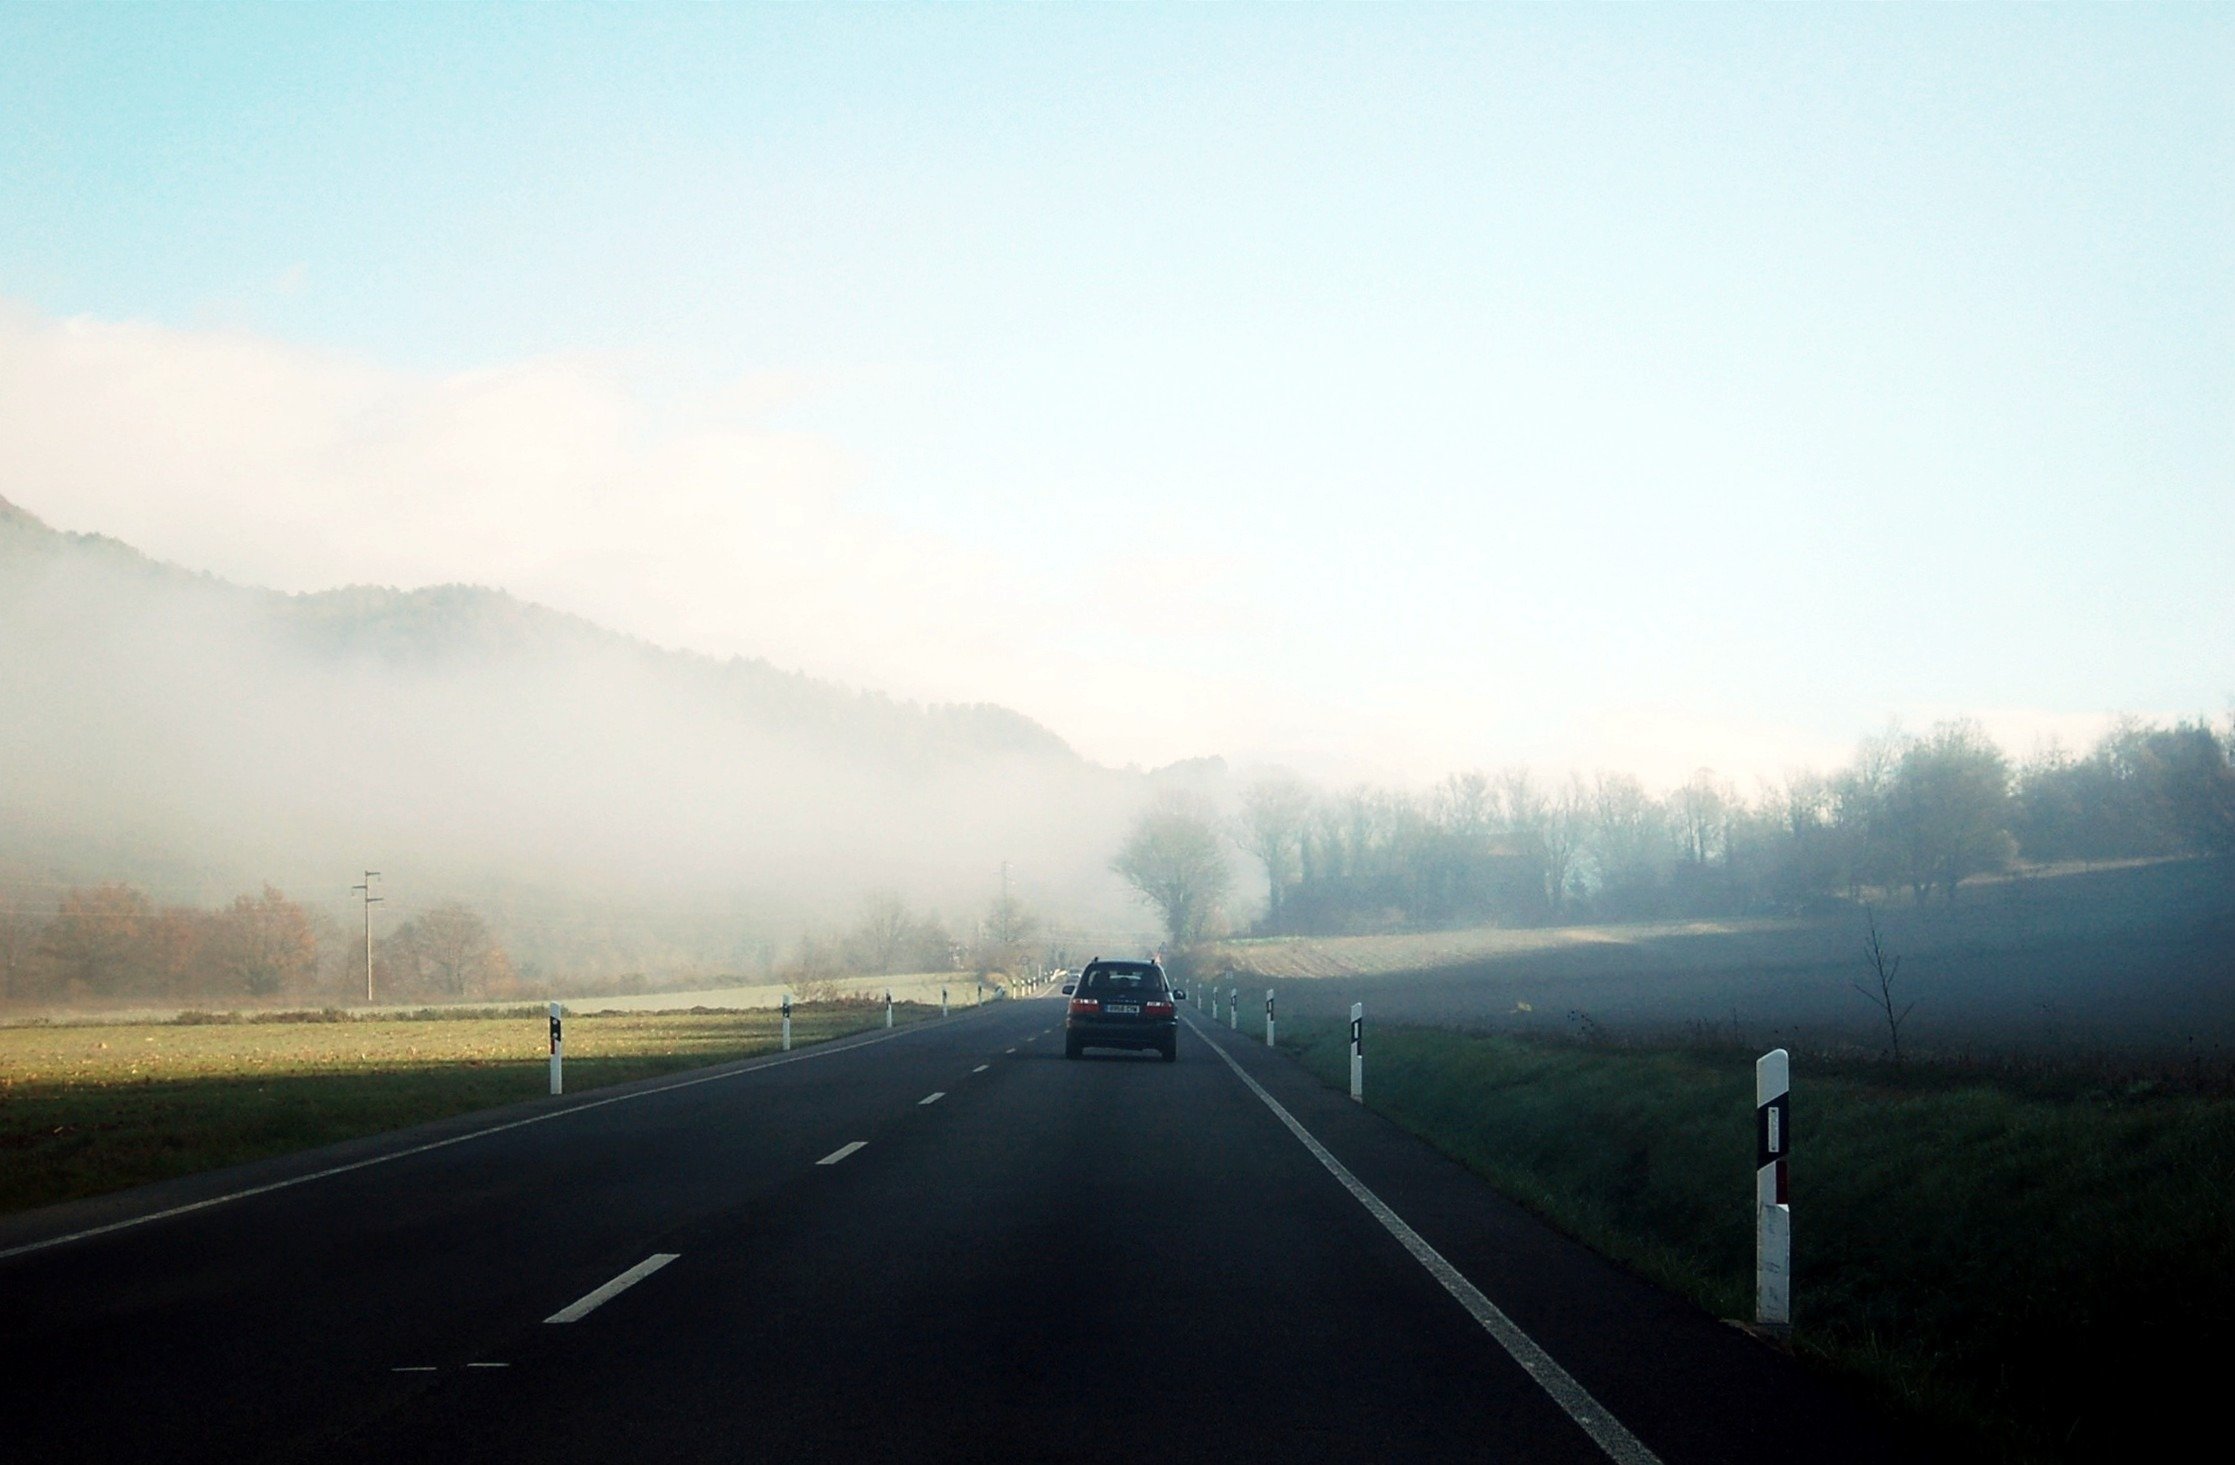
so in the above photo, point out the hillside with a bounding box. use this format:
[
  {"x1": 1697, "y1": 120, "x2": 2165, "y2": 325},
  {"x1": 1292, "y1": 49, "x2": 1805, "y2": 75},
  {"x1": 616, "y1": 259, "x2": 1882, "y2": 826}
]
[{"x1": 0, "y1": 495, "x2": 1148, "y2": 973}]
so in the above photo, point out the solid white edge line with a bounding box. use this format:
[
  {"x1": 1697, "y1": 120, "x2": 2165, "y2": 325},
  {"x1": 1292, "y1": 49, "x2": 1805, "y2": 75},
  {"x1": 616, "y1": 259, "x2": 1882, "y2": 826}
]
[
  {"x1": 817, "y1": 1140, "x2": 868, "y2": 1165},
  {"x1": 918, "y1": 1091, "x2": 945, "y2": 1105},
  {"x1": 544, "y1": 1252, "x2": 680, "y2": 1324},
  {"x1": 1186, "y1": 1017, "x2": 1663, "y2": 1465},
  {"x1": 0, "y1": 1007, "x2": 983, "y2": 1263}
]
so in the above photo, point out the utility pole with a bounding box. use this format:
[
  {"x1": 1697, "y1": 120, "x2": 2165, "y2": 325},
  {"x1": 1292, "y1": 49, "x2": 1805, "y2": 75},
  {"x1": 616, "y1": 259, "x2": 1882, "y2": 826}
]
[{"x1": 352, "y1": 871, "x2": 382, "y2": 1003}]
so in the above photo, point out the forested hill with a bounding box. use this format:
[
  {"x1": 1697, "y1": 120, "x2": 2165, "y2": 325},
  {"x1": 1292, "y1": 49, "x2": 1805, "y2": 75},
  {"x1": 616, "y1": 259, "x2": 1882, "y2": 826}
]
[
  {"x1": 0, "y1": 495, "x2": 1137, "y2": 960},
  {"x1": 0, "y1": 495, "x2": 1076, "y2": 769}
]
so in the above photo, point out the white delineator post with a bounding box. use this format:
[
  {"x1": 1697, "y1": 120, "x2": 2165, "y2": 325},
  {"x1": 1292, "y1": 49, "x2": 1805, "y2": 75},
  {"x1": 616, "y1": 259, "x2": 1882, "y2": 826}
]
[
  {"x1": 1227, "y1": 987, "x2": 1238, "y2": 1030},
  {"x1": 941, "y1": 986, "x2": 949, "y2": 1017},
  {"x1": 1756, "y1": 1048, "x2": 1792, "y2": 1333},
  {"x1": 1265, "y1": 988, "x2": 1276, "y2": 1047},
  {"x1": 548, "y1": 1002, "x2": 564, "y2": 1096},
  {"x1": 1348, "y1": 1003, "x2": 1364, "y2": 1103},
  {"x1": 781, "y1": 994, "x2": 792, "y2": 1053},
  {"x1": 886, "y1": 991, "x2": 894, "y2": 1029}
]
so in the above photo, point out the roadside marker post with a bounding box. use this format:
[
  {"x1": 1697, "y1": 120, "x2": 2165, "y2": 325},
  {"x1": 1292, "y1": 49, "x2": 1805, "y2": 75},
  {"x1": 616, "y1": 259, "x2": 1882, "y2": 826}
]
[
  {"x1": 1228, "y1": 987, "x2": 1238, "y2": 1030},
  {"x1": 1348, "y1": 1003, "x2": 1363, "y2": 1103},
  {"x1": 1265, "y1": 988, "x2": 1276, "y2": 1047},
  {"x1": 548, "y1": 1003, "x2": 564, "y2": 1096},
  {"x1": 1756, "y1": 1048, "x2": 1792, "y2": 1333},
  {"x1": 886, "y1": 992, "x2": 894, "y2": 1029},
  {"x1": 781, "y1": 994, "x2": 792, "y2": 1053},
  {"x1": 941, "y1": 986, "x2": 949, "y2": 1017}
]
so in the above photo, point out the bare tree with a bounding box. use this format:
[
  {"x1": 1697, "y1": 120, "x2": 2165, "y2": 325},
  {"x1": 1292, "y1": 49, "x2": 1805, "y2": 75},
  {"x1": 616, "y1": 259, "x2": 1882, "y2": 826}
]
[
  {"x1": 1113, "y1": 793, "x2": 1233, "y2": 949},
  {"x1": 1584, "y1": 771, "x2": 1666, "y2": 916},
  {"x1": 412, "y1": 901, "x2": 506, "y2": 998},
  {"x1": 1238, "y1": 773, "x2": 1315, "y2": 928},
  {"x1": 1854, "y1": 908, "x2": 1915, "y2": 1061},
  {"x1": 979, "y1": 890, "x2": 1040, "y2": 977},
  {"x1": 1676, "y1": 769, "x2": 1730, "y2": 868},
  {"x1": 848, "y1": 891, "x2": 915, "y2": 975},
  {"x1": 1543, "y1": 775, "x2": 1588, "y2": 919},
  {"x1": 1430, "y1": 771, "x2": 1495, "y2": 841}
]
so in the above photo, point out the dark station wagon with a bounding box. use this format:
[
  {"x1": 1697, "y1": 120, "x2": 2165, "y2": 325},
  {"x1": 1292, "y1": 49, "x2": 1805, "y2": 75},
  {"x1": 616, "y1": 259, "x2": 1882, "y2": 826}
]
[{"x1": 1063, "y1": 959, "x2": 1181, "y2": 1062}]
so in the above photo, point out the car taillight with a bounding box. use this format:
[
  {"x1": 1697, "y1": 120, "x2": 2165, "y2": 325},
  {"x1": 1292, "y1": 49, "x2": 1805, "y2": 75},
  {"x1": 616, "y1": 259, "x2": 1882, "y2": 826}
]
[
  {"x1": 1069, "y1": 998, "x2": 1099, "y2": 1015},
  {"x1": 1145, "y1": 1001, "x2": 1174, "y2": 1017}
]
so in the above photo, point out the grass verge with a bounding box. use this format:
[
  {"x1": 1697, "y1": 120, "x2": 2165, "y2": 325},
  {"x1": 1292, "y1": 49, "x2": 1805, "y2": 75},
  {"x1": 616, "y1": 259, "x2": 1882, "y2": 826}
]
[
  {"x1": 0, "y1": 1002, "x2": 934, "y2": 1215},
  {"x1": 1277, "y1": 1018, "x2": 2235, "y2": 1464}
]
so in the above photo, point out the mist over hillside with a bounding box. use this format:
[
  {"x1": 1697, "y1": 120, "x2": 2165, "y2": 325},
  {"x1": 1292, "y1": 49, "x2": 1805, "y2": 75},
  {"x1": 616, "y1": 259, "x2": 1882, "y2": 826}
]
[{"x1": 0, "y1": 496, "x2": 1157, "y2": 977}]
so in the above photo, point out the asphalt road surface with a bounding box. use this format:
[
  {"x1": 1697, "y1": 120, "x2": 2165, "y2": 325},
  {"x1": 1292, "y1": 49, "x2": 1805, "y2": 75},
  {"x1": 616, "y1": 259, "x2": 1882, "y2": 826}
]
[{"x1": 3, "y1": 998, "x2": 1929, "y2": 1463}]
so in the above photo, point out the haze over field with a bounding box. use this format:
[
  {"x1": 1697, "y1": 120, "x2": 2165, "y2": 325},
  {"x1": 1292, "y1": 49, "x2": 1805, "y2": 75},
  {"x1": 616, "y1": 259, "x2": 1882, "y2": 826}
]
[
  {"x1": 0, "y1": 8, "x2": 2228, "y2": 999},
  {"x1": 0, "y1": 496, "x2": 1160, "y2": 978}
]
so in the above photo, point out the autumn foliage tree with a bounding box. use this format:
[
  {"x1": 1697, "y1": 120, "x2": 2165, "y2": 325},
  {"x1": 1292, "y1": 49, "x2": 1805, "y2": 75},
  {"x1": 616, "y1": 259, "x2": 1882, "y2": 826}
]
[
  {"x1": 40, "y1": 883, "x2": 152, "y2": 996},
  {"x1": 209, "y1": 885, "x2": 322, "y2": 996},
  {"x1": 19, "y1": 882, "x2": 333, "y2": 1001}
]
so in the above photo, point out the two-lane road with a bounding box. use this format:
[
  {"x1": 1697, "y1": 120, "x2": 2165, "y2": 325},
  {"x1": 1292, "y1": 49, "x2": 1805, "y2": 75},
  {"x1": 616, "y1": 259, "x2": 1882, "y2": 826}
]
[{"x1": 3, "y1": 1000, "x2": 1925, "y2": 1462}]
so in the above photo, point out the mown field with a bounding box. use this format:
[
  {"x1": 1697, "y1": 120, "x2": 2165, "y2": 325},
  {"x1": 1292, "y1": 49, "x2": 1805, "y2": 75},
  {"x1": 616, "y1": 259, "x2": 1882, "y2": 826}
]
[
  {"x1": 1276, "y1": 1017, "x2": 2235, "y2": 1463},
  {"x1": 0, "y1": 1002, "x2": 932, "y2": 1216}
]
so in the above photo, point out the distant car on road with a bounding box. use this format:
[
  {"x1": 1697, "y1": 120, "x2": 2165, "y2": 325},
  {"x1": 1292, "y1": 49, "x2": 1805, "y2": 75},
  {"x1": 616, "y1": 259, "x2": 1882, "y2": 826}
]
[{"x1": 1063, "y1": 959, "x2": 1181, "y2": 1061}]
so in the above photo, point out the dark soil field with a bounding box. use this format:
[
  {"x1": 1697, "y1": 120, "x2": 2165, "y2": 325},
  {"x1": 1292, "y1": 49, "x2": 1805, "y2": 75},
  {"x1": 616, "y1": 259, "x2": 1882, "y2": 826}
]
[{"x1": 1216, "y1": 858, "x2": 2235, "y2": 1059}]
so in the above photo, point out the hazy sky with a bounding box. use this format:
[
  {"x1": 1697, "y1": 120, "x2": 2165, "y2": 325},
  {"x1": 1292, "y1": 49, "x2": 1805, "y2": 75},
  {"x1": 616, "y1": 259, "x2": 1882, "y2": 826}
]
[{"x1": 2, "y1": 5, "x2": 2228, "y2": 786}]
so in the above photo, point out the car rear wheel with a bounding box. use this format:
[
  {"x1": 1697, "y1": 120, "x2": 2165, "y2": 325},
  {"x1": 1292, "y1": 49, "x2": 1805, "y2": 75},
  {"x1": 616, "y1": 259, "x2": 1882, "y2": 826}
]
[
  {"x1": 1064, "y1": 1036, "x2": 1082, "y2": 1059},
  {"x1": 1159, "y1": 1039, "x2": 1177, "y2": 1063}
]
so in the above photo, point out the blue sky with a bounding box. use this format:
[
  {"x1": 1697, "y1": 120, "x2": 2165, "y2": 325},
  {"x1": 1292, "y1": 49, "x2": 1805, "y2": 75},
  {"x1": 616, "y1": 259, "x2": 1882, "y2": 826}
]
[{"x1": 1, "y1": 4, "x2": 2228, "y2": 783}]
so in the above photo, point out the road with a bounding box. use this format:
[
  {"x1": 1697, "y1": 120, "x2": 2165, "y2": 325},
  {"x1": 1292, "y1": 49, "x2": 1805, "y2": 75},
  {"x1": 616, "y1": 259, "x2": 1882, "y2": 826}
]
[{"x1": 2, "y1": 997, "x2": 1926, "y2": 1463}]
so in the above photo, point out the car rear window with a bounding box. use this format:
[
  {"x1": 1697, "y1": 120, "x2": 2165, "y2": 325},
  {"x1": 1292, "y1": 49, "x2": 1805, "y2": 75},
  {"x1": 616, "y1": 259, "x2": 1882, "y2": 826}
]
[{"x1": 1081, "y1": 966, "x2": 1166, "y2": 996}]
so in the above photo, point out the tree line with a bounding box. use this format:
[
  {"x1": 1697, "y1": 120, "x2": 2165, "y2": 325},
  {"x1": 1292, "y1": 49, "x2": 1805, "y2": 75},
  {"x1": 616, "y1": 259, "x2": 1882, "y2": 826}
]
[
  {"x1": 0, "y1": 883, "x2": 516, "y2": 1006},
  {"x1": 1112, "y1": 716, "x2": 2235, "y2": 944},
  {"x1": 777, "y1": 887, "x2": 1054, "y2": 989}
]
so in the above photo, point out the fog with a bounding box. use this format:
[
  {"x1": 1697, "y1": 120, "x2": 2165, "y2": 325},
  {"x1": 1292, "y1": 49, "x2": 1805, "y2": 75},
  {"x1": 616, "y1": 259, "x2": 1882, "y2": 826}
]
[
  {"x1": 0, "y1": 498, "x2": 1163, "y2": 981},
  {"x1": 1, "y1": 9, "x2": 2226, "y2": 1009}
]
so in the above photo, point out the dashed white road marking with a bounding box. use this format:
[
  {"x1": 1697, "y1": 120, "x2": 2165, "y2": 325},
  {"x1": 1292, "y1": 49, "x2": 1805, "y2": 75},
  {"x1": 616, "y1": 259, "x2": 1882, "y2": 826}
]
[
  {"x1": 1006, "y1": 1047, "x2": 1017, "y2": 1054},
  {"x1": 972, "y1": 1064, "x2": 989, "y2": 1073},
  {"x1": 918, "y1": 1091, "x2": 945, "y2": 1106},
  {"x1": 817, "y1": 1140, "x2": 868, "y2": 1166},
  {"x1": 391, "y1": 1366, "x2": 438, "y2": 1373},
  {"x1": 0, "y1": 1008, "x2": 980, "y2": 1263},
  {"x1": 466, "y1": 1362, "x2": 509, "y2": 1369},
  {"x1": 544, "y1": 1253, "x2": 680, "y2": 1325},
  {"x1": 1188, "y1": 1019, "x2": 1661, "y2": 1465}
]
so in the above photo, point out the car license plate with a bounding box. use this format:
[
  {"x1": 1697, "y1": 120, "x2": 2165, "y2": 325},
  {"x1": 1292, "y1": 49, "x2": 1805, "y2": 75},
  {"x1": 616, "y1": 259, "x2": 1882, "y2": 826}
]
[{"x1": 1106, "y1": 1003, "x2": 1140, "y2": 1015}]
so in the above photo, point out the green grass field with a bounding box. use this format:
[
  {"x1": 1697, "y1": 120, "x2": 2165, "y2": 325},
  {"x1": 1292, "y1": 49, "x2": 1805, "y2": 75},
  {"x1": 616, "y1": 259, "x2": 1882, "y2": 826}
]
[
  {"x1": 0, "y1": 1003, "x2": 931, "y2": 1216},
  {"x1": 1277, "y1": 1018, "x2": 2235, "y2": 1463}
]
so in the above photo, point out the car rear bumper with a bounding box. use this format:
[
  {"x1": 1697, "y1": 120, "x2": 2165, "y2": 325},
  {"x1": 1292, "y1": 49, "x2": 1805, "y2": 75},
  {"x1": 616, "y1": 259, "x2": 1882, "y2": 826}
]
[{"x1": 1065, "y1": 1017, "x2": 1176, "y2": 1050}]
